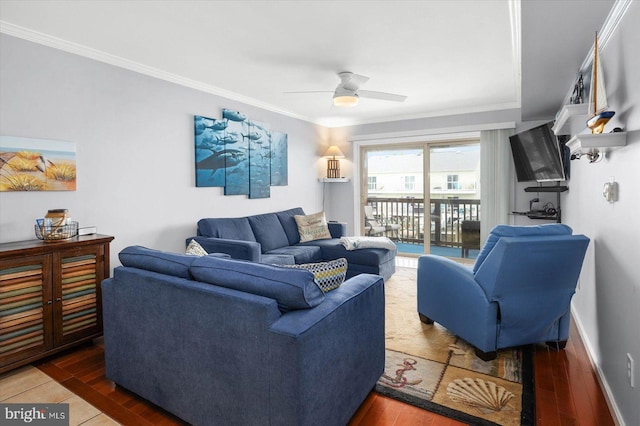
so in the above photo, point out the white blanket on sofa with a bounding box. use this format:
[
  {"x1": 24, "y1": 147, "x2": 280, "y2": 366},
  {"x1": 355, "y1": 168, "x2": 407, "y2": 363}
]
[{"x1": 340, "y1": 236, "x2": 397, "y2": 251}]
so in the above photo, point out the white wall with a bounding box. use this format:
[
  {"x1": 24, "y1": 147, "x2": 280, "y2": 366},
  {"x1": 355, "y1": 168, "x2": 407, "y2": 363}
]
[
  {"x1": 564, "y1": 5, "x2": 640, "y2": 425},
  {"x1": 0, "y1": 35, "x2": 325, "y2": 268}
]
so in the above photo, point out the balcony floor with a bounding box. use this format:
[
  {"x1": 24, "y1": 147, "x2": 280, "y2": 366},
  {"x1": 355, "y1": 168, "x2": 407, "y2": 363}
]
[{"x1": 395, "y1": 242, "x2": 479, "y2": 259}]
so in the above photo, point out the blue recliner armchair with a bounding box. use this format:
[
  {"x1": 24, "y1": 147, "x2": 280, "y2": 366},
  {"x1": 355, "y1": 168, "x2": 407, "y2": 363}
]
[{"x1": 417, "y1": 224, "x2": 590, "y2": 360}]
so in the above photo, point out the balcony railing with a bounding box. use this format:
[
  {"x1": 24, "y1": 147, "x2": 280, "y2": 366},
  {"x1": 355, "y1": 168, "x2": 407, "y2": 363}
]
[{"x1": 366, "y1": 197, "x2": 481, "y2": 249}]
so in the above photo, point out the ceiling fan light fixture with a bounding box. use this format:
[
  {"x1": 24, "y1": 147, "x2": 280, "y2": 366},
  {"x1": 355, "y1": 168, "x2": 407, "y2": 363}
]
[{"x1": 333, "y1": 94, "x2": 359, "y2": 107}]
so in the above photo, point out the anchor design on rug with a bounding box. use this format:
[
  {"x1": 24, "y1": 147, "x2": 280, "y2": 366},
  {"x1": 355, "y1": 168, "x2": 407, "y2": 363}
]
[{"x1": 381, "y1": 358, "x2": 423, "y2": 388}]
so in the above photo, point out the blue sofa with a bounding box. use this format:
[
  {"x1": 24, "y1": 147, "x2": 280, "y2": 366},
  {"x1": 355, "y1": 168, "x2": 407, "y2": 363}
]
[
  {"x1": 189, "y1": 207, "x2": 396, "y2": 280},
  {"x1": 417, "y1": 224, "x2": 590, "y2": 360},
  {"x1": 102, "y1": 246, "x2": 385, "y2": 426}
]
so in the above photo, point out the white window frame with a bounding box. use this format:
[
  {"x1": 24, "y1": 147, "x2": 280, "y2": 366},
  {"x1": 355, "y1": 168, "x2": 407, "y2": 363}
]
[
  {"x1": 368, "y1": 176, "x2": 377, "y2": 190},
  {"x1": 403, "y1": 175, "x2": 416, "y2": 191},
  {"x1": 447, "y1": 174, "x2": 459, "y2": 190}
]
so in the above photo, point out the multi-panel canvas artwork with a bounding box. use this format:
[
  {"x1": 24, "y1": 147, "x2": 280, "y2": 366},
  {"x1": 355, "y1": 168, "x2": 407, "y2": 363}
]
[
  {"x1": 270, "y1": 132, "x2": 288, "y2": 187},
  {"x1": 0, "y1": 136, "x2": 77, "y2": 192},
  {"x1": 194, "y1": 109, "x2": 288, "y2": 198}
]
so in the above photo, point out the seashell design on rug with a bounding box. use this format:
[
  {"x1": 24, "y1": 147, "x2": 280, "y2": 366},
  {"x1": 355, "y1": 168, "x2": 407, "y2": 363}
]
[{"x1": 446, "y1": 377, "x2": 515, "y2": 414}]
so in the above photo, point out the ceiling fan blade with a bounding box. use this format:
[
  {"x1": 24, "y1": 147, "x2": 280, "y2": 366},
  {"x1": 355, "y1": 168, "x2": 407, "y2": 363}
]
[
  {"x1": 340, "y1": 72, "x2": 370, "y2": 92},
  {"x1": 283, "y1": 91, "x2": 334, "y2": 94},
  {"x1": 358, "y1": 90, "x2": 407, "y2": 102}
]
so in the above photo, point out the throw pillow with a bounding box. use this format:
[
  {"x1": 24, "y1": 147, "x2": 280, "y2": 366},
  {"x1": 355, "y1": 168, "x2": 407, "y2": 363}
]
[
  {"x1": 186, "y1": 239, "x2": 208, "y2": 257},
  {"x1": 294, "y1": 211, "x2": 332, "y2": 243},
  {"x1": 282, "y1": 258, "x2": 347, "y2": 293}
]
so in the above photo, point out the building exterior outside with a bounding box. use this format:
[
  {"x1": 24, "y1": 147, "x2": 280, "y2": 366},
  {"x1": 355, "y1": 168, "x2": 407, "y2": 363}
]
[
  {"x1": 365, "y1": 145, "x2": 481, "y2": 256},
  {"x1": 367, "y1": 145, "x2": 480, "y2": 201}
]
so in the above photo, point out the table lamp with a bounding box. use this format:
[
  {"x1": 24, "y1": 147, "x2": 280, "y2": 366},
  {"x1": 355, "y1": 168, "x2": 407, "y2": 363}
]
[{"x1": 323, "y1": 146, "x2": 345, "y2": 178}]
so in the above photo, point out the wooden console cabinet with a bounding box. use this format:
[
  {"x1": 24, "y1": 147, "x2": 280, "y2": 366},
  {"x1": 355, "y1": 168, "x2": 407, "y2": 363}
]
[{"x1": 0, "y1": 234, "x2": 114, "y2": 374}]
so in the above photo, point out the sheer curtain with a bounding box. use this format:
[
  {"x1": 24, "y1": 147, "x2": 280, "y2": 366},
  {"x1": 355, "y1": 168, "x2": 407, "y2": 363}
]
[{"x1": 480, "y1": 128, "x2": 513, "y2": 243}]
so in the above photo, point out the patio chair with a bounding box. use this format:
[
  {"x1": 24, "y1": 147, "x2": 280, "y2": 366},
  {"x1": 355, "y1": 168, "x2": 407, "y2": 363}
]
[
  {"x1": 417, "y1": 224, "x2": 590, "y2": 360},
  {"x1": 385, "y1": 219, "x2": 401, "y2": 239},
  {"x1": 461, "y1": 220, "x2": 480, "y2": 257},
  {"x1": 363, "y1": 206, "x2": 385, "y2": 236}
]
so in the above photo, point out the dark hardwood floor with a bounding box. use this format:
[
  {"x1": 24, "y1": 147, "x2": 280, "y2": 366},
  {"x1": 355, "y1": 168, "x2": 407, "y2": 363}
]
[{"x1": 34, "y1": 319, "x2": 614, "y2": 425}]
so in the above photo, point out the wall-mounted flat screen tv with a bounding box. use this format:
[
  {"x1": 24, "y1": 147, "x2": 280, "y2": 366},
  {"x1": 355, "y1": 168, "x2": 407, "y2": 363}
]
[{"x1": 509, "y1": 122, "x2": 568, "y2": 182}]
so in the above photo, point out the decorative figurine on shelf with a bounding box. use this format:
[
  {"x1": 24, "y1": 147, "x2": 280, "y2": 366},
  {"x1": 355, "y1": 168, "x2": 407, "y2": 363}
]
[{"x1": 570, "y1": 74, "x2": 584, "y2": 105}]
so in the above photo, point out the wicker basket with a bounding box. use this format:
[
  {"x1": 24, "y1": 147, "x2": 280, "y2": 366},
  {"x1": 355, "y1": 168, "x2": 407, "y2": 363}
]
[{"x1": 35, "y1": 221, "x2": 79, "y2": 241}]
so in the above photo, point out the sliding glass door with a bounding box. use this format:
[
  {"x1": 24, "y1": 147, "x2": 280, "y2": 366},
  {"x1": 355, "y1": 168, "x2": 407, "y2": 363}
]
[
  {"x1": 363, "y1": 147, "x2": 424, "y2": 253},
  {"x1": 361, "y1": 140, "x2": 481, "y2": 259},
  {"x1": 428, "y1": 144, "x2": 481, "y2": 259}
]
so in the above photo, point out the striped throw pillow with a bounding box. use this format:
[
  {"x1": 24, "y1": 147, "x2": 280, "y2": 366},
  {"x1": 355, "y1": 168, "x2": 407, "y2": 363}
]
[{"x1": 282, "y1": 258, "x2": 347, "y2": 293}]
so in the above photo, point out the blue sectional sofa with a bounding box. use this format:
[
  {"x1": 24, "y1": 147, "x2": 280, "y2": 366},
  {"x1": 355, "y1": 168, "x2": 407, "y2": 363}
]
[
  {"x1": 102, "y1": 246, "x2": 385, "y2": 426},
  {"x1": 189, "y1": 207, "x2": 396, "y2": 280}
]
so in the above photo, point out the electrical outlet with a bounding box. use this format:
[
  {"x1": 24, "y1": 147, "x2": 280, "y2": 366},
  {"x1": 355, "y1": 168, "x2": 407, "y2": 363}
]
[{"x1": 627, "y1": 353, "x2": 635, "y2": 388}]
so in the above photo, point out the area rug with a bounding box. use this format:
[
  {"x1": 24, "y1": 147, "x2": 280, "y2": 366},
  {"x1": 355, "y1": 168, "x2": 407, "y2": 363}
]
[{"x1": 375, "y1": 267, "x2": 535, "y2": 426}]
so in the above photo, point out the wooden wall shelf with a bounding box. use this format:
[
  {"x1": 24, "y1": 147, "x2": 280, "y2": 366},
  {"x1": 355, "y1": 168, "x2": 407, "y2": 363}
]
[
  {"x1": 318, "y1": 178, "x2": 350, "y2": 183},
  {"x1": 524, "y1": 185, "x2": 568, "y2": 193},
  {"x1": 566, "y1": 132, "x2": 627, "y2": 154},
  {"x1": 553, "y1": 104, "x2": 589, "y2": 136}
]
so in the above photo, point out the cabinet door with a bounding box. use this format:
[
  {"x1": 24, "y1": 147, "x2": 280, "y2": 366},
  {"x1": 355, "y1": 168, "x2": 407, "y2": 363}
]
[
  {"x1": 0, "y1": 254, "x2": 53, "y2": 368},
  {"x1": 53, "y1": 244, "x2": 105, "y2": 346}
]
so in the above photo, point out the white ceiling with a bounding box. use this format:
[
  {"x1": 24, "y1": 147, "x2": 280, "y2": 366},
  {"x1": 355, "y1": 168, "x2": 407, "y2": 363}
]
[{"x1": 0, "y1": 0, "x2": 614, "y2": 127}]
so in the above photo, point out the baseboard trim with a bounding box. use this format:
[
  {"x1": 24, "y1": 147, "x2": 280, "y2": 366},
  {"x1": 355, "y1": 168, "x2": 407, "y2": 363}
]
[{"x1": 571, "y1": 307, "x2": 625, "y2": 426}]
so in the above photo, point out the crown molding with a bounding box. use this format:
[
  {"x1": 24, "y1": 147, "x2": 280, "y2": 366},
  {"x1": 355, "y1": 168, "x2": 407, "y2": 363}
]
[
  {"x1": 559, "y1": 0, "x2": 632, "y2": 107},
  {"x1": 349, "y1": 121, "x2": 515, "y2": 143},
  {"x1": 509, "y1": 0, "x2": 522, "y2": 110},
  {"x1": 324, "y1": 101, "x2": 521, "y2": 129},
  {"x1": 1, "y1": 17, "x2": 522, "y2": 130},
  {"x1": 578, "y1": 0, "x2": 632, "y2": 73},
  {"x1": 0, "y1": 21, "x2": 314, "y2": 125}
]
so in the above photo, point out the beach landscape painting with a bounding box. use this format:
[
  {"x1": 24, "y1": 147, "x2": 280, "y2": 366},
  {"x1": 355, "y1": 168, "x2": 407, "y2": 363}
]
[{"x1": 0, "y1": 136, "x2": 77, "y2": 192}]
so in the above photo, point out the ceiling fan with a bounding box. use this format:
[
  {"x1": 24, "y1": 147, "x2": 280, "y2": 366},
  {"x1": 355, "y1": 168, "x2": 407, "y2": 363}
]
[{"x1": 286, "y1": 72, "x2": 407, "y2": 107}]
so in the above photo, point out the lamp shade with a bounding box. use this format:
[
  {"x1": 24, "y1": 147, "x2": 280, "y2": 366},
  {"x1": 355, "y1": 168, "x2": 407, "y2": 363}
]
[
  {"x1": 323, "y1": 145, "x2": 345, "y2": 158},
  {"x1": 333, "y1": 95, "x2": 359, "y2": 107}
]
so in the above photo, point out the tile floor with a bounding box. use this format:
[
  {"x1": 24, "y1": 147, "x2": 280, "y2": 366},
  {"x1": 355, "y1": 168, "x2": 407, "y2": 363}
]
[
  {"x1": 396, "y1": 254, "x2": 474, "y2": 269},
  {"x1": 0, "y1": 365, "x2": 119, "y2": 425},
  {"x1": 395, "y1": 255, "x2": 418, "y2": 268}
]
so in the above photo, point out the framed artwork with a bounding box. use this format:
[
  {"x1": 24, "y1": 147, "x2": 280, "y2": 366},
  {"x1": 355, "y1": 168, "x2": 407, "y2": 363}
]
[
  {"x1": 270, "y1": 132, "x2": 288, "y2": 186},
  {"x1": 195, "y1": 115, "x2": 234, "y2": 187},
  {"x1": 194, "y1": 109, "x2": 288, "y2": 199},
  {"x1": 248, "y1": 120, "x2": 270, "y2": 199},
  {"x1": 0, "y1": 136, "x2": 76, "y2": 192}
]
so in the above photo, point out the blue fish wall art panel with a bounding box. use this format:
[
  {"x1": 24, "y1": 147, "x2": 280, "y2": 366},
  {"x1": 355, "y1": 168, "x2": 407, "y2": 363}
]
[
  {"x1": 270, "y1": 132, "x2": 288, "y2": 186},
  {"x1": 194, "y1": 109, "x2": 288, "y2": 198},
  {"x1": 220, "y1": 109, "x2": 249, "y2": 195},
  {"x1": 247, "y1": 120, "x2": 270, "y2": 199},
  {"x1": 194, "y1": 115, "x2": 230, "y2": 187}
]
